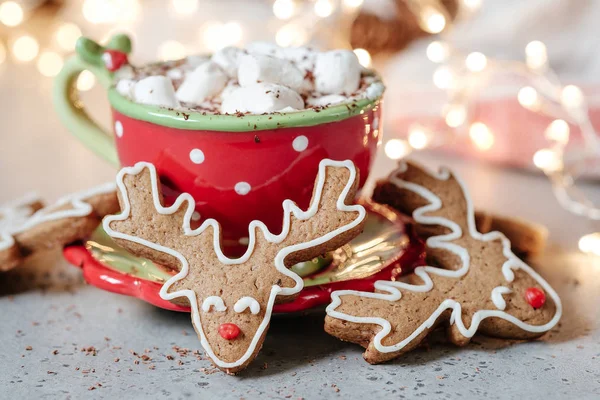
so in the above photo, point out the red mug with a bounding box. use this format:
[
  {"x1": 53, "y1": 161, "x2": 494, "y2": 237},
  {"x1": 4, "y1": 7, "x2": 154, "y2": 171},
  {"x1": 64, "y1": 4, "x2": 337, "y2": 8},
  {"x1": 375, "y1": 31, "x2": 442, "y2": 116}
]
[{"x1": 54, "y1": 35, "x2": 384, "y2": 250}]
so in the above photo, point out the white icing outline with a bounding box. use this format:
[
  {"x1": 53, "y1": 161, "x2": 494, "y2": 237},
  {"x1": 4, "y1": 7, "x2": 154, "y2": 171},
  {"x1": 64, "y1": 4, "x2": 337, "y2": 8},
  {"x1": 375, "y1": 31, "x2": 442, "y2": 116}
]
[
  {"x1": 234, "y1": 297, "x2": 260, "y2": 314},
  {"x1": 202, "y1": 296, "x2": 227, "y2": 312},
  {"x1": 103, "y1": 159, "x2": 366, "y2": 369},
  {"x1": 0, "y1": 184, "x2": 115, "y2": 252},
  {"x1": 491, "y1": 286, "x2": 512, "y2": 310},
  {"x1": 326, "y1": 161, "x2": 562, "y2": 353}
]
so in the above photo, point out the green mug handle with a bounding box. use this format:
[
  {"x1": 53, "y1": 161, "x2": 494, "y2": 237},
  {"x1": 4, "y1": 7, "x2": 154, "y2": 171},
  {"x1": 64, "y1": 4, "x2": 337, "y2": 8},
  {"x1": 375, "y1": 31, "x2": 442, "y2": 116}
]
[{"x1": 53, "y1": 34, "x2": 132, "y2": 166}]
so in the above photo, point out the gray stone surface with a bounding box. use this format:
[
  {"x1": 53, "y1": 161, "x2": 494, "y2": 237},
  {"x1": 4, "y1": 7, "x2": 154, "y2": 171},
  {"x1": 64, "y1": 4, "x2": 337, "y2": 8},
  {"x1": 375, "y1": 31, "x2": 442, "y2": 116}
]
[{"x1": 1, "y1": 153, "x2": 600, "y2": 399}]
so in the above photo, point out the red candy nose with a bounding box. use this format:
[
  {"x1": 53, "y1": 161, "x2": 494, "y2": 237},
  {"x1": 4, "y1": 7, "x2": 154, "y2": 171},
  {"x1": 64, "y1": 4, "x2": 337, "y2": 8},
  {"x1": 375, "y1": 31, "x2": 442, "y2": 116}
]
[
  {"x1": 525, "y1": 287, "x2": 546, "y2": 309},
  {"x1": 218, "y1": 323, "x2": 240, "y2": 340}
]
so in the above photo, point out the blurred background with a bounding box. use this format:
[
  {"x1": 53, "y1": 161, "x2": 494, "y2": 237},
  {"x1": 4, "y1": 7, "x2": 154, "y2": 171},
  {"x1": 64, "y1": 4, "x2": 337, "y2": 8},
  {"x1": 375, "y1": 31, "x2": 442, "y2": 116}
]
[{"x1": 0, "y1": 0, "x2": 598, "y2": 254}]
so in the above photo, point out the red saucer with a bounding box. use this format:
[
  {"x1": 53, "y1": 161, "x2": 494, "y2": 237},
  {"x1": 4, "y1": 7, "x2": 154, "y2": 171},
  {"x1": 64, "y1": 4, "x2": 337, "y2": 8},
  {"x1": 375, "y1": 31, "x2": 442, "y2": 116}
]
[{"x1": 63, "y1": 201, "x2": 425, "y2": 314}]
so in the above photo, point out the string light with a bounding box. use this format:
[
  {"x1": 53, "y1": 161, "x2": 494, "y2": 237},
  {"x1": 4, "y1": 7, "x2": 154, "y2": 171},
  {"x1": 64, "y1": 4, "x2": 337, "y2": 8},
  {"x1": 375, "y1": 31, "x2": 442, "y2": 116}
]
[
  {"x1": 469, "y1": 122, "x2": 494, "y2": 150},
  {"x1": 55, "y1": 23, "x2": 82, "y2": 52},
  {"x1": 12, "y1": 36, "x2": 39, "y2": 62},
  {"x1": 408, "y1": 126, "x2": 430, "y2": 149},
  {"x1": 0, "y1": 1, "x2": 24, "y2": 27},
  {"x1": 465, "y1": 52, "x2": 487, "y2": 72},
  {"x1": 353, "y1": 48, "x2": 371, "y2": 68},
  {"x1": 517, "y1": 86, "x2": 539, "y2": 109},
  {"x1": 545, "y1": 119, "x2": 570, "y2": 144},
  {"x1": 384, "y1": 139, "x2": 411, "y2": 160},
  {"x1": 172, "y1": 0, "x2": 199, "y2": 14},
  {"x1": 578, "y1": 233, "x2": 600, "y2": 256},
  {"x1": 533, "y1": 148, "x2": 562, "y2": 172},
  {"x1": 77, "y1": 70, "x2": 96, "y2": 91},
  {"x1": 560, "y1": 85, "x2": 584, "y2": 109},
  {"x1": 525, "y1": 40, "x2": 547, "y2": 70},
  {"x1": 419, "y1": 6, "x2": 446, "y2": 34},
  {"x1": 444, "y1": 105, "x2": 466, "y2": 127},
  {"x1": 273, "y1": 0, "x2": 296, "y2": 20},
  {"x1": 426, "y1": 41, "x2": 449, "y2": 63},
  {"x1": 314, "y1": 0, "x2": 334, "y2": 18},
  {"x1": 37, "y1": 51, "x2": 64, "y2": 77},
  {"x1": 433, "y1": 66, "x2": 453, "y2": 89},
  {"x1": 158, "y1": 40, "x2": 186, "y2": 61},
  {"x1": 276, "y1": 23, "x2": 307, "y2": 47},
  {"x1": 404, "y1": 0, "x2": 600, "y2": 253}
]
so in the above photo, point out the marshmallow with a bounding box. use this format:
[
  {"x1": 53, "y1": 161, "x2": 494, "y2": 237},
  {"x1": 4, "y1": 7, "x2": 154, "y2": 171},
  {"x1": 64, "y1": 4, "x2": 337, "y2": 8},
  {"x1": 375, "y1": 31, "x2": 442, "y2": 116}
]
[
  {"x1": 212, "y1": 46, "x2": 245, "y2": 78},
  {"x1": 133, "y1": 76, "x2": 179, "y2": 108},
  {"x1": 238, "y1": 54, "x2": 305, "y2": 92},
  {"x1": 221, "y1": 83, "x2": 304, "y2": 114},
  {"x1": 307, "y1": 94, "x2": 348, "y2": 107},
  {"x1": 219, "y1": 81, "x2": 240, "y2": 100},
  {"x1": 166, "y1": 68, "x2": 184, "y2": 80},
  {"x1": 314, "y1": 50, "x2": 361, "y2": 95},
  {"x1": 176, "y1": 62, "x2": 228, "y2": 104},
  {"x1": 246, "y1": 41, "x2": 283, "y2": 57},
  {"x1": 364, "y1": 81, "x2": 385, "y2": 99},
  {"x1": 281, "y1": 46, "x2": 317, "y2": 72},
  {"x1": 116, "y1": 79, "x2": 135, "y2": 97}
]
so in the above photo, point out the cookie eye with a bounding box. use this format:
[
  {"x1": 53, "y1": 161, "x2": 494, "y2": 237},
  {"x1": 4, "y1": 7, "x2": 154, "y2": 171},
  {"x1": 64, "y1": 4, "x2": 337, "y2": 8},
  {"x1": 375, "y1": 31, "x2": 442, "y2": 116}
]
[
  {"x1": 233, "y1": 297, "x2": 260, "y2": 314},
  {"x1": 202, "y1": 296, "x2": 227, "y2": 312}
]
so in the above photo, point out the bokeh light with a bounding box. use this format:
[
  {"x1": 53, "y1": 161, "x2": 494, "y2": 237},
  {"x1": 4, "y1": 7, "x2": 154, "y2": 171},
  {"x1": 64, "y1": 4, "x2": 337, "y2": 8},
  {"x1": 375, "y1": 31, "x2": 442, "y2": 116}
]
[
  {"x1": 544, "y1": 119, "x2": 570, "y2": 144},
  {"x1": 525, "y1": 40, "x2": 547, "y2": 70},
  {"x1": 37, "y1": 51, "x2": 64, "y2": 77},
  {"x1": 314, "y1": 0, "x2": 334, "y2": 18},
  {"x1": 273, "y1": 0, "x2": 296, "y2": 20},
  {"x1": 533, "y1": 148, "x2": 562, "y2": 171},
  {"x1": 0, "y1": 1, "x2": 24, "y2": 27},
  {"x1": 426, "y1": 41, "x2": 449, "y2": 63},
  {"x1": 561, "y1": 85, "x2": 584, "y2": 108},
  {"x1": 469, "y1": 122, "x2": 494, "y2": 150},
  {"x1": 465, "y1": 52, "x2": 487, "y2": 72},
  {"x1": 517, "y1": 86, "x2": 538, "y2": 109},
  {"x1": 385, "y1": 139, "x2": 411, "y2": 160},
  {"x1": 12, "y1": 35, "x2": 39, "y2": 62},
  {"x1": 77, "y1": 70, "x2": 96, "y2": 91},
  {"x1": 56, "y1": 23, "x2": 82, "y2": 52}
]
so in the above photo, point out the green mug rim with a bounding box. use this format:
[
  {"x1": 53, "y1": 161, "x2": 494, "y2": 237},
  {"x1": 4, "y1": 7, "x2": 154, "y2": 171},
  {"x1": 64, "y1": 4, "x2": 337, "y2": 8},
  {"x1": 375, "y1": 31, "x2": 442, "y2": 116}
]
[{"x1": 107, "y1": 77, "x2": 384, "y2": 132}]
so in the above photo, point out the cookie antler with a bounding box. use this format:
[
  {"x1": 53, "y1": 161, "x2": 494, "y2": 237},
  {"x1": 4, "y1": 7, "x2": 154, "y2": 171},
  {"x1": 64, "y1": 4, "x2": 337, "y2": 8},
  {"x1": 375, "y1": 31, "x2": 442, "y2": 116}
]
[
  {"x1": 104, "y1": 159, "x2": 366, "y2": 373},
  {"x1": 325, "y1": 161, "x2": 561, "y2": 364}
]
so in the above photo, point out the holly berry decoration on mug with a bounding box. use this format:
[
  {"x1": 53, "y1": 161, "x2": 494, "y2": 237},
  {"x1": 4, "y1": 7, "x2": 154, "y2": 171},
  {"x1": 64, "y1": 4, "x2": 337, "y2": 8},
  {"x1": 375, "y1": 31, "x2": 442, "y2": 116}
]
[{"x1": 76, "y1": 34, "x2": 132, "y2": 73}]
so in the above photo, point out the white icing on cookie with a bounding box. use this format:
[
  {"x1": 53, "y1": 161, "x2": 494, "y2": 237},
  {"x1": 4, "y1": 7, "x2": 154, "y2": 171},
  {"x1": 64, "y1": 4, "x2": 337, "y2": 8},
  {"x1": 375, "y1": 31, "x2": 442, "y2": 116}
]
[
  {"x1": 491, "y1": 286, "x2": 512, "y2": 310},
  {"x1": 326, "y1": 161, "x2": 562, "y2": 353},
  {"x1": 103, "y1": 159, "x2": 366, "y2": 369},
  {"x1": 202, "y1": 296, "x2": 227, "y2": 312},
  {"x1": 234, "y1": 297, "x2": 260, "y2": 314},
  {"x1": 0, "y1": 184, "x2": 115, "y2": 252}
]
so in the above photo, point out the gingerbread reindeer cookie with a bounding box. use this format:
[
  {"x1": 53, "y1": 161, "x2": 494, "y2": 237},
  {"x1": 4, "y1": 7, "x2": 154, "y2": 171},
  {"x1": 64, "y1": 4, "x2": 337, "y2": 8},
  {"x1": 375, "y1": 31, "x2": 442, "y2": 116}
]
[
  {"x1": 0, "y1": 184, "x2": 118, "y2": 271},
  {"x1": 103, "y1": 159, "x2": 366, "y2": 374},
  {"x1": 325, "y1": 161, "x2": 562, "y2": 364}
]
